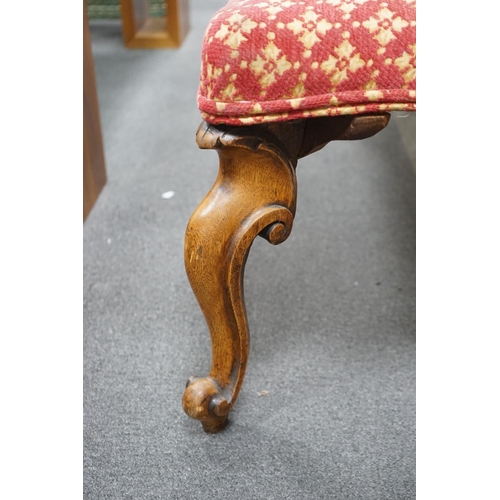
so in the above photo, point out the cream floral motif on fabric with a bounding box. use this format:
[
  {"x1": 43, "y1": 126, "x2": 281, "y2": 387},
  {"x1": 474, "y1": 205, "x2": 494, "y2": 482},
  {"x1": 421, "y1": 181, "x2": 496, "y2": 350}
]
[{"x1": 198, "y1": 0, "x2": 416, "y2": 125}]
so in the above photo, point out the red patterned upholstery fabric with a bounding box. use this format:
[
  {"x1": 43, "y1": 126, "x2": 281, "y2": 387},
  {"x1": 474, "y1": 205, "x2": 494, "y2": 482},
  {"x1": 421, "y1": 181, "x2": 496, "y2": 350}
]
[{"x1": 198, "y1": 0, "x2": 416, "y2": 125}]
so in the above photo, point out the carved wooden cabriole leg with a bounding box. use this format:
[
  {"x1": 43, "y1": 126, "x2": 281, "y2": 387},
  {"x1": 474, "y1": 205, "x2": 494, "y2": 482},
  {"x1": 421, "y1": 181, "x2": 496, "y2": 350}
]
[
  {"x1": 182, "y1": 121, "x2": 303, "y2": 432},
  {"x1": 183, "y1": 114, "x2": 390, "y2": 432}
]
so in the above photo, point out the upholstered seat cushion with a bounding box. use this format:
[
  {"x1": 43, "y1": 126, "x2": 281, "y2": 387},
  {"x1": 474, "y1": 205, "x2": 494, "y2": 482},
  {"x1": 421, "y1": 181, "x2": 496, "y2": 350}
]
[{"x1": 198, "y1": 0, "x2": 416, "y2": 125}]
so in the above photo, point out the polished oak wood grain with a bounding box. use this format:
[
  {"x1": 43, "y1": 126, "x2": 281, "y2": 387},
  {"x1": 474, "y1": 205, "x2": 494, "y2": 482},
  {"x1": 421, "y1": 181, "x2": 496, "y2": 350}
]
[{"x1": 183, "y1": 114, "x2": 390, "y2": 432}]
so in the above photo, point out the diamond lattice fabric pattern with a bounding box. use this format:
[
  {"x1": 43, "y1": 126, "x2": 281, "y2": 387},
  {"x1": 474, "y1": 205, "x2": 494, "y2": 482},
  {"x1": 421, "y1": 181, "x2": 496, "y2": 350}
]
[{"x1": 198, "y1": 0, "x2": 416, "y2": 125}]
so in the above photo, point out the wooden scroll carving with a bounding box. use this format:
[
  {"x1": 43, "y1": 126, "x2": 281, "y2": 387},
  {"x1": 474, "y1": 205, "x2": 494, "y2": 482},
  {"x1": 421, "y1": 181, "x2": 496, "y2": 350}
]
[{"x1": 182, "y1": 114, "x2": 390, "y2": 432}]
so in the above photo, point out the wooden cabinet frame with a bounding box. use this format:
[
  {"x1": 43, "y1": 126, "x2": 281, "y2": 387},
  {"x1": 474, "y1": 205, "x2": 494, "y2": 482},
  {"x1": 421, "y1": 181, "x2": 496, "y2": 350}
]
[
  {"x1": 120, "y1": 0, "x2": 189, "y2": 49},
  {"x1": 84, "y1": 2, "x2": 107, "y2": 221}
]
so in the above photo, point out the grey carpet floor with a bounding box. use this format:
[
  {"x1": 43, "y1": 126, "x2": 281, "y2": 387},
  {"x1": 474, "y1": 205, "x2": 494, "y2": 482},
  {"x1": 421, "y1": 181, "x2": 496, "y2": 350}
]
[{"x1": 84, "y1": 2, "x2": 416, "y2": 498}]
